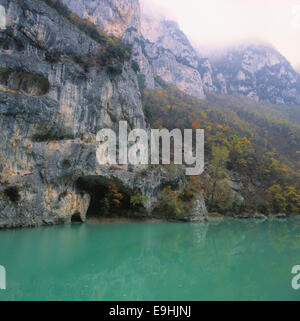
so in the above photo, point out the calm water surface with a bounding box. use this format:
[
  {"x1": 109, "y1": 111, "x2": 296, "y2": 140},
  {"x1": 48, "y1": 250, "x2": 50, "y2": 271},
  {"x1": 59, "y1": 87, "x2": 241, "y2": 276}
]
[{"x1": 0, "y1": 219, "x2": 300, "y2": 301}]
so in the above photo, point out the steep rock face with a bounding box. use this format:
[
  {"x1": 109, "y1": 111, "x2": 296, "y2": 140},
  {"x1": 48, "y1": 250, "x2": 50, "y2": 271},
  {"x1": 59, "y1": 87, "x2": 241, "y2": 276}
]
[
  {"x1": 60, "y1": 0, "x2": 156, "y2": 90},
  {"x1": 122, "y1": 28, "x2": 155, "y2": 89},
  {"x1": 140, "y1": 6, "x2": 214, "y2": 95},
  {"x1": 62, "y1": 0, "x2": 141, "y2": 38},
  {"x1": 143, "y1": 40, "x2": 205, "y2": 99},
  {"x1": 198, "y1": 58, "x2": 216, "y2": 92},
  {"x1": 0, "y1": 0, "x2": 143, "y2": 228},
  {"x1": 61, "y1": 0, "x2": 206, "y2": 98},
  {"x1": 210, "y1": 44, "x2": 300, "y2": 105},
  {"x1": 140, "y1": 5, "x2": 216, "y2": 95},
  {"x1": 142, "y1": 18, "x2": 199, "y2": 70},
  {"x1": 140, "y1": 15, "x2": 205, "y2": 99},
  {"x1": 0, "y1": 0, "x2": 207, "y2": 228}
]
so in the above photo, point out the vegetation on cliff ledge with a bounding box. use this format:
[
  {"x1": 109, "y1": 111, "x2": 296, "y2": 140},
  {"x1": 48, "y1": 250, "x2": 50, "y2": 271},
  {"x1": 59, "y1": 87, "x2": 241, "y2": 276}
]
[{"x1": 41, "y1": 0, "x2": 131, "y2": 73}]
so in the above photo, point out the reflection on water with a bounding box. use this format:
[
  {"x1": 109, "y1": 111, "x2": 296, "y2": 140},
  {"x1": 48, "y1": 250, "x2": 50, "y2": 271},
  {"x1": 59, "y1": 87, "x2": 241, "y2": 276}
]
[{"x1": 0, "y1": 219, "x2": 300, "y2": 301}]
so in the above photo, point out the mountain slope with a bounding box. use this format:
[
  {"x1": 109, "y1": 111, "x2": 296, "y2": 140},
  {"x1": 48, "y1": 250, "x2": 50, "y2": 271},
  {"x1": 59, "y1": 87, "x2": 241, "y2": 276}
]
[
  {"x1": 209, "y1": 44, "x2": 300, "y2": 105},
  {"x1": 62, "y1": 0, "x2": 207, "y2": 99},
  {"x1": 61, "y1": 0, "x2": 300, "y2": 105},
  {"x1": 143, "y1": 81, "x2": 300, "y2": 214}
]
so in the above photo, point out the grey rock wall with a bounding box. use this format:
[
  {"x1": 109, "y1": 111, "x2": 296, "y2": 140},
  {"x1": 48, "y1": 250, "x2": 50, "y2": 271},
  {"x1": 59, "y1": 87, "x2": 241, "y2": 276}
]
[{"x1": 0, "y1": 0, "x2": 207, "y2": 228}]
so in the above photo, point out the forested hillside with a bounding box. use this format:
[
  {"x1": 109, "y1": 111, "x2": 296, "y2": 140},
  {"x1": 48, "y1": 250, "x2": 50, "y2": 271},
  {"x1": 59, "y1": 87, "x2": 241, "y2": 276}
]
[{"x1": 143, "y1": 80, "x2": 300, "y2": 215}]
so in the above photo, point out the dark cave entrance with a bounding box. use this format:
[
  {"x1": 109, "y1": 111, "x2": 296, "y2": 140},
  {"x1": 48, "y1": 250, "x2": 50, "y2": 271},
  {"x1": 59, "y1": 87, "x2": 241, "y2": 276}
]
[
  {"x1": 0, "y1": 68, "x2": 50, "y2": 96},
  {"x1": 71, "y1": 212, "x2": 83, "y2": 223},
  {"x1": 76, "y1": 176, "x2": 133, "y2": 219}
]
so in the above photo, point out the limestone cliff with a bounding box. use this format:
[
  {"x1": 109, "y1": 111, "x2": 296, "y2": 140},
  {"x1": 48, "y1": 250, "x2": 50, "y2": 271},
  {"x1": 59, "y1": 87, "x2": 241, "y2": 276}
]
[
  {"x1": 141, "y1": 17, "x2": 199, "y2": 70},
  {"x1": 62, "y1": 0, "x2": 141, "y2": 38},
  {"x1": 61, "y1": 0, "x2": 206, "y2": 98},
  {"x1": 0, "y1": 0, "x2": 207, "y2": 228},
  {"x1": 140, "y1": 17, "x2": 205, "y2": 99}
]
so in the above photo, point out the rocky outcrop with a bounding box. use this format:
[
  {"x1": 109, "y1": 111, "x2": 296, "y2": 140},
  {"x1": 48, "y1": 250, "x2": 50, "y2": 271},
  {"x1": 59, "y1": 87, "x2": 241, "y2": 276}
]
[
  {"x1": 122, "y1": 28, "x2": 155, "y2": 90},
  {"x1": 142, "y1": 39, "x2": 205, "y2": 99},
  {"x1": 140, "y1": 13, "x2": 205, "y2": 99},
  {"x1": 141, "y1": 18, "x2": 199, "y2": 70},
  {"x1": 62, "y1": 0, "x2": 141, "y2": 38},
  {"x1": 60, "y1": 0, "x2": 157, "y2": 90},
  {"x1": 198, "y1": 58, "x2": 216, "y2": 92},
  {"x1": 0, "y1": 0, "x2": 207, "y2": 228}
]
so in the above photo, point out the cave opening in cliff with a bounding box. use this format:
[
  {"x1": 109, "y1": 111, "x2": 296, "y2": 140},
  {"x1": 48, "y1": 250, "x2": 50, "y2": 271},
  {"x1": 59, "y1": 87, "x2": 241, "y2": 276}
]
[
  {"x1": 76, "y1": 176, "x2": 132, "y2": 219},
  {"x1": 71, "y1": 211, "x2": 83, "y2": 223},
  {"x1": 0, "y1": 68, "x2": 50, "y2": 96}
]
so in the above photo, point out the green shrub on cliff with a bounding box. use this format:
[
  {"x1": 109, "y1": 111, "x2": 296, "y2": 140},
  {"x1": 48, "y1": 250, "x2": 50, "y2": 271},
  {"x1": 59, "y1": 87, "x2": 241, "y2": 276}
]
[
  {"x1": 155, "y1": 187, "x2": 186, "y2": 219},
  {"x1": 107, "y1": 63, "x2": 123, "y2": 76},
  {"x1": 130, "y1": 195, "x2": 149, "y2": 213},
  {"x1": 131, "y1": 61, "x2": 140, "y2": 73}
]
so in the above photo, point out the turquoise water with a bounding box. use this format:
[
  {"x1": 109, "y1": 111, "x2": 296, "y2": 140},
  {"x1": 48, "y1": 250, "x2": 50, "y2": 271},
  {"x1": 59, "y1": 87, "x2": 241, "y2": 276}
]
[{"x1": 0, "y1": 219, "x2": 300, "y2": 301}]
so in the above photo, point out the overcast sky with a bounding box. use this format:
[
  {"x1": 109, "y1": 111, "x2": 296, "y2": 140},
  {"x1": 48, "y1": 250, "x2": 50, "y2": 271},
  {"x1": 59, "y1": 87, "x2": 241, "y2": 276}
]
[{"x1": 142, "y1": 0, "x2": 300, "y2": 68}]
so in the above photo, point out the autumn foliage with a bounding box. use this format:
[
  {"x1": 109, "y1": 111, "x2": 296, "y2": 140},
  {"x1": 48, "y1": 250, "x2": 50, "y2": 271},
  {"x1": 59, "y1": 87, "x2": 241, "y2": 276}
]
[{"x1": 143, "y1": 80, "x2": 300, "y2": 214}]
